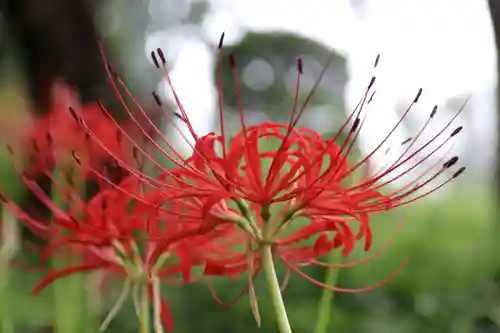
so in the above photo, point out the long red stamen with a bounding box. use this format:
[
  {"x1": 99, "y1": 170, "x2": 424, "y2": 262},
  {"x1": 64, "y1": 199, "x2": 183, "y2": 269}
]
[{"x1": 217, "y1": 33, "x2": 228, "y2": 159}]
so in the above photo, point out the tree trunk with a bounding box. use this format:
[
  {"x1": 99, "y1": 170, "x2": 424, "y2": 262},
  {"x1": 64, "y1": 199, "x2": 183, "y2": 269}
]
[
  {"x1": 488, "y1": 0, "x2": 500, "y2": 198},
  {"x1": 1, "y1": 0, "x2": 109, "y2": 114},
  {"x1": 0, "y1": 0, "x2": 119, "y2": 225}
]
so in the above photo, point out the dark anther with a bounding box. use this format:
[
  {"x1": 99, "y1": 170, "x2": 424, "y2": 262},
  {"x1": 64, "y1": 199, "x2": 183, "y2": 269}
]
[
  {"x1": 46, "y1": 133, "x2": 53, "y2": 146},
  {"x1": 174, "y1": 112, "x2": 187, "y2": 123},
  {"x1": 453, "y1": 167, "x2": 466, "y2": 178},
  {"x1": 450, "y1": 126, "x2": 463, "y2": 137},
  {"x1": 368, "y1": 76, "x2": 376, "y2": 90},
  {"x1": 413, "y1": 88, "x2": 423, "y2": 103},
  {"x1": 152, "y1": 91, "x2": 162, "y2": 106},
  {"x1": 69, "y1": 107, "x2": 80, "y2": 123},
  {"x1": 97, "y1": 100, "x2": 105, "y2": 111},
  {"x1": 430, "y1": 105, "x2": 438, "y2": 118},
  {"x1": 443, "y1": 156, "x2": 459, "y2": 169},
  {"x1": 374, "y1": 54, "x2": 380, "y2": 68},
  {"x1": 157, "y1": 48, "x2": 166, "y2": 65},
  {"x1": 351, "y1": 117, "x2": 360, "y2": 133},
  {"x1": 72, "y1": 151, "x2": 81, "y2": 165},
  {"x1": 297, "y1": 57, "x2": 303, "y2": 74},
  {"x1": 0, "y1": 192, "x2": 6, "y2": 203},
  {"x1": 401, "y1": 137, "x2": 412, "y2": 145},
  {"x1": 6, "y1": 144, "x2": 13, "y2": 155},
  {"x1": 151, "y1": 51, "x2": 160, "y2": 69},
  {"x1": 368, "y1": 91, "x2": 377, "y2": 103},
  {"x1": 96, "y1": 101, "x2": 111, "y2": 118},
  {"x1": 133, "y1": 147, "x2": 139, "y2": 160},
  {"x1": 218, "y1": 32, "x2": 225, "y2": 49}
]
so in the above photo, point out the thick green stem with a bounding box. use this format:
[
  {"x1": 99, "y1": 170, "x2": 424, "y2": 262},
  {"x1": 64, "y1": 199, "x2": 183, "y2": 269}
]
[
  {"x1": 139, "y1": 283, "x2": 151, "y2": 333},
  {"x1": 261, "y1": 244, "x2": 292, "y2": 333},
  {"x1": 152, "y1": 276, "x2": 165, "y2": 333},
  {"x1": 313, "y1": 250, "x2": 342, "y2": 333}
]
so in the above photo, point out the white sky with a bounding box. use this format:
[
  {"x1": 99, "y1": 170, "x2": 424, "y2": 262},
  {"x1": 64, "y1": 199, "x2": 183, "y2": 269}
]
[
  {"x1": 146, "y1": 0, "x2": 497, "y2": 181},
  {"x1": 201, "y1": 0, "x2": 495, "y2": 97}
]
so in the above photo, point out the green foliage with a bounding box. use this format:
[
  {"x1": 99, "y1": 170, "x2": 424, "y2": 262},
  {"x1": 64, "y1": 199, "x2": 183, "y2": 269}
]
[{"x1": 6, "y1": 189, "x2": 498, "y2": 333}]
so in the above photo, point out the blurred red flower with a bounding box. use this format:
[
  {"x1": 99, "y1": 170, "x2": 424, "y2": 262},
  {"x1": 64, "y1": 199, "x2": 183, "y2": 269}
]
[
  {"x1": 19, "y1": 81, "x2": 147, "y2": 182},
  {"x1": 1, "y1": 172, "x2": 233, "y2": 331}
]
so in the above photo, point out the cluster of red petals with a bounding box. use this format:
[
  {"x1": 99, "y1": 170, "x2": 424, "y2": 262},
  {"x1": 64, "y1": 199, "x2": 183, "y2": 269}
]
[
  {"x1": 159, "y1": 126, "x2": 384, "y2": 295},
  {"x1": 175, "y1": 123, "x2": 349, "y2": 203}
]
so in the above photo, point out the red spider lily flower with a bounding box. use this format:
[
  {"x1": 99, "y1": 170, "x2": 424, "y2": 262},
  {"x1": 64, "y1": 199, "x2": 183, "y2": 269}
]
[
  {"x1": 18, "y1": 81, "x2": 145, "y2": 180},
  {"x1": 0, "y1": 169, "x2": 232, "y2": 332},
  {"x1": 82, "y1": 33, "x2": 466, "y2": 300}
]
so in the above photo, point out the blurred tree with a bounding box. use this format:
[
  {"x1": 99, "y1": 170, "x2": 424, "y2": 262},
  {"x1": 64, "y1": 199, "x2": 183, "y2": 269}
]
[
  {"x1": 0, "y1": 0, "x2": 108, "y2": 114},
  {"x1": 217, "y1": 32, "x2": 347, "y2": 130},
  {"x1": 488, "y1": 0, "x2": 500, "y2": 200}
]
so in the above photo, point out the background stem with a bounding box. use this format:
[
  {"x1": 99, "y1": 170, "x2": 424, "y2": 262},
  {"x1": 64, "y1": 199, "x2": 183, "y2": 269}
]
[
  {"x1": 51, "y1": 170, "x2": 88, "y2": 333},
  {"x1": 313, "y1": 249, "x2": 342, "y2": 333},
  {"x1": 0, "y1": 207, "x2": 18, "y2": 333}
]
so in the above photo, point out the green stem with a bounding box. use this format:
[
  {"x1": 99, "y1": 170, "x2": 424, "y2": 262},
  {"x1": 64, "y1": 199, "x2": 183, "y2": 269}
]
[
  {"x1": 0, "y1": 264, "x2": 13, "y2": 333},
  {"x1": 261, "y1": 244, "x2": 292, "y2": 333},
  {"x1": 139, "y1": 283, "x2": 151, "y2": 333},
  {"x1": 152, "y1": 276, "x2": 164, "y2": 333},
  {"x1": 313, "y1": 250, "x2": 342, "y2": 333},
  {"x1": 99, "y1": 279, "x2": 131, "y2": 332},
  {"x1": 0, "y1": 208, "x2": 17, "y2": 333},
  {"x1": 89, "y1": 271, "x2": 106, "y2": 333},
  {"x1": 51, "y1": 170, "x2": 87, "y2": 333}
]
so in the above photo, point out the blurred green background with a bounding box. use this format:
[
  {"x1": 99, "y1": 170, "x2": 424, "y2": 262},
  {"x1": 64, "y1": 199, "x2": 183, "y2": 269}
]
[
  {"x1": 0, "y1": 0, "x2": 498, "y2": 332},
  {"x1": 1, "y1": 185, "x2": 495, "y2": 333}
]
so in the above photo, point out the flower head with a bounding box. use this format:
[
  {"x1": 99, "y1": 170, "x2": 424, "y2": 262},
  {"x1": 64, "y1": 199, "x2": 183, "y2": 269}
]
[{"x1": 91, "y1": 33, "x2": 466, "y2": 298}]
